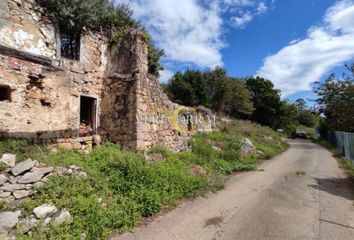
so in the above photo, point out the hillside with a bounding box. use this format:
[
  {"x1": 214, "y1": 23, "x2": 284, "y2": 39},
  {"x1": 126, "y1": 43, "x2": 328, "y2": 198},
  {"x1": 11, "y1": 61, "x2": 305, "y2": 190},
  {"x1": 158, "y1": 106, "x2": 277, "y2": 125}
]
[{"x1": 0, "y1": 120, "x2": 288, "y2": 239}]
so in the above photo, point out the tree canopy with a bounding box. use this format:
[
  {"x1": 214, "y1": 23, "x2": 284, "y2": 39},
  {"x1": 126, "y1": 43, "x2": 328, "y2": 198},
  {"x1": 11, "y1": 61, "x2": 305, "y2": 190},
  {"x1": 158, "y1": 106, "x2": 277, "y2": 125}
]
[
  {"x1": 314, "y1": 63, "x2": 354, "y2": 132},
  {"x1": 164, "y1": 68, "x2": 254, "y2": 119}
]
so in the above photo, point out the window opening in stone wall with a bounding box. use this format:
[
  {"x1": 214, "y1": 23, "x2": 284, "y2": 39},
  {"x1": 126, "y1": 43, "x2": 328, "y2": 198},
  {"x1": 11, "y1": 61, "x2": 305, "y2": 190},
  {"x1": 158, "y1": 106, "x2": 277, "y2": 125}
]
[
  {"x1": 60, "y1": 28, "x2": 81, "y2": 60},
  {"x1": 79, "y1": 96, "x2": 97, "y2": 137},
  {"x1": 0, "y1": 85, "x2": 12, "y2": 102}
]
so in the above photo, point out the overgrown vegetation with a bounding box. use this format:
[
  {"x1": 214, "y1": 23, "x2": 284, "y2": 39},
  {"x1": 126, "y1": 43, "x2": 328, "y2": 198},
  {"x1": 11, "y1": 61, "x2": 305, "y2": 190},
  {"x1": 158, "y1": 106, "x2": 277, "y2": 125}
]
[
  {"x1": 164, "y1": 69, "x2": 319, "y2": 134},
  {"x1": 36, "y1": 0, "x2": 163, "y2": 76},
  {"x1": 314, "y1": 62, "x2": 354, "y2": 134},
  {"x1": 0, "y1": 121, "x2": 287, "y2": 239}
]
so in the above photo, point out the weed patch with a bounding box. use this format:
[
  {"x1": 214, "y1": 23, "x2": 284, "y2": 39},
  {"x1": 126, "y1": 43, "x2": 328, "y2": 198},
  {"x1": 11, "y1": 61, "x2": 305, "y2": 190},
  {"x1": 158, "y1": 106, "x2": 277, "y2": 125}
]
[{"x1": 0, "y1": 120, "x2": 288, "y2": 239}]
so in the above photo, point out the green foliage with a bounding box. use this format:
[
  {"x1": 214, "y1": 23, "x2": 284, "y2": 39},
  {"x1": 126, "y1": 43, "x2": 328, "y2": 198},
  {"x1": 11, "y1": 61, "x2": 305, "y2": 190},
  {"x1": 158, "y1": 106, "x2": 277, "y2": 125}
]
[
  {"x1": 4, "y1": 121, "x2": 287, "y2": 239},
  {"x1": 224, "y1": 79, "x2": 255, "y2": 118},
  {"x1": 245, "y1": 77, "x2": 282, "y2": 128},
  {"x1": 165, "y1": 68, "x2": 254, "y2": 118},
  {"x1": 278, "y1": 102, "x2": 300, "y2": 134},
  {"x1": 147, "y1": 39, "x2": 165, "y2": 76},
  {"x1": 36, "y1": 0, "x2": 162, "y2": 76},
  {"x1": 0, "y1": 138, "x2": 50, "y2": 163},
  {"x1": 314, "y1": 64, "x2": 354, "y2": 132},
  {"x1": 297, "y1": 110, "x2": 319, "y2": 128}
]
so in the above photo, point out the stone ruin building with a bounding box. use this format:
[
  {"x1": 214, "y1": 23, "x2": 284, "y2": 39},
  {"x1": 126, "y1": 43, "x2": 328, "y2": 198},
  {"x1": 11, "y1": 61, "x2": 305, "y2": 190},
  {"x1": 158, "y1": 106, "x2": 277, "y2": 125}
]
[{"x1": 0, "y1": 0, "x2": 213, "y2": 152}]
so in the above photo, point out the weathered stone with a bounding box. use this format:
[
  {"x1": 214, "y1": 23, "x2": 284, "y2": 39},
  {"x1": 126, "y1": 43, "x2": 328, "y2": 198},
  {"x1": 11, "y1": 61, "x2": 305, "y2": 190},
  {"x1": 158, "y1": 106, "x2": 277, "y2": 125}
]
[
  {"x1": 0, "y1": 1, "x2": 213, "y2": 153},
  {"x1": 0, "y1": 175, "x2": 8, "y2": 186},
  {"x1": 31, "y1": 166, "x2": 53, "y2": 176},
  {"x1": 76, "y1": 171, "x2": 87, "y2": 178},
  {"x1": 9, "y1": 175, "x2": 21, "y2": 184},
  {"x1": 12, "y1": 159, "x2": 36, "y2": 176},
  {"x1": 33, "y1": 181, "x2": 44, "y2": 189},
  {"x1": 53, "y1": 209, "x2": 71, "y2": 225},
  {"x1": 0, "y1": 211, "x2": 21, "y2": 235},
  {"x1": 147, "y1": 153, "x2": 165, "y2": 162},
  {"x1": 55, "y1": 167, "x2": 68, "y2": 176},
  {"x1": 0, "y1": 183, "x2": 26, "y2": 192},
  {"x1": 18, "y1": 171, "x2": 42, "y2": 184},
  {"x1": 33, "y1": 204, "x2": 58, "y2": 219},
  {"x1": 93, "y1": 134, "x2": 102, "y2": 146},
  {"x1": 13, "y1": 190, "x2": 30, "y2": 199},
  {"x1": 0, "y1": 191, "x2": 11, "y2": 198},
  {"x1": 0, "y1": 154, "x2": 16, "y2": 168},
  {"x1": 16, "y1": 217, "x2": 38, "y2": 234},
  {"x1": 44, "y1": 217, "x2": 52, "y2": 225},
  {"x1": 2, "y1": 195, "x2": 15, "y2": 204},
  {"x1": 69, "y1": 165, "x2": 80, "y2": 171},
  {"x1": 240, "y1": 138, "x2": 257, "y2": 157}
]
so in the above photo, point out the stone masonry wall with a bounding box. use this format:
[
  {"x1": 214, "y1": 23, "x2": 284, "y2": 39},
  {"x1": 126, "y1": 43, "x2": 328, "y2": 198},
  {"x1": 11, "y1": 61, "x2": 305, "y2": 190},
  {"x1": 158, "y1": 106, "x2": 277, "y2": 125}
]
[
  {"x1": 0, "y1": 0, "x2": 213, "y2": 152},
  {"x1": 0, "y1": 0, "x2": 107, "y2": 151}
]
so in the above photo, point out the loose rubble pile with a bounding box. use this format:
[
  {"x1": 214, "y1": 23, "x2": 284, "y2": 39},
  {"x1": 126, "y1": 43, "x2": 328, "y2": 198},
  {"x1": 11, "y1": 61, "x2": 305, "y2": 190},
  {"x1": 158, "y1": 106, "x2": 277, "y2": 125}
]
[
  {"x1": 0, "y1": 153, "x2": 86, "y2": 238},
  {"x1": 0, "y1": 155, "x2": 53, "y2": 204},
  {"x1": 0, "y1": 153, "x2": 87, "y2": 204},
  {"x1": 0, "y1": 204, "x2": 71, "y2": 238}
]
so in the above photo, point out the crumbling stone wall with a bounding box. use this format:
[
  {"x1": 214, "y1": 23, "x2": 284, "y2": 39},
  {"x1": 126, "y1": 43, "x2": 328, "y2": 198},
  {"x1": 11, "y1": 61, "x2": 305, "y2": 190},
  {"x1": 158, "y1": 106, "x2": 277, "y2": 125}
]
[
  {"x1": 0, "y1": 0, "x2": 213, "y2": 152},
  {"x1": 0, "y1": 0, "x2": 107, "y2": 151},
  {"x1": 0, "y1": 0, "x2": 56, "y2": 58}
]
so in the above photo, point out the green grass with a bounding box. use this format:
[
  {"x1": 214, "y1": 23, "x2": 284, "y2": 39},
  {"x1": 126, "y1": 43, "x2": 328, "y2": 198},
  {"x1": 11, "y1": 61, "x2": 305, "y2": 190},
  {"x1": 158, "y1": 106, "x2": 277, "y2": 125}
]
[{"x1": 0, "y1": 120, "x2": 288, "y2": 239}]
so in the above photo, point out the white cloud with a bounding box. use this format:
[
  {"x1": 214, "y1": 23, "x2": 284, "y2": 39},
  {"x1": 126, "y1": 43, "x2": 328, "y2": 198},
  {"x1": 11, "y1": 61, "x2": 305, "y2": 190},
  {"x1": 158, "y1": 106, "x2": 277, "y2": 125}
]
[
  {"x1": 257, "y1": 0, "x2": 354, "y2": 97},
  {"x1": 231, "y1": 12, "x2": 253, "y2": 28},
  {"x1": 116, "y1": 0, "x2": 224, "y2": 68},
  {"x1": 115, "y1": 0, "x2": 270, "y2": 70},
  {"x1": 159, "y1": 69, "x2": 174, "y2": 83},
  {"x1": 257, "y1": 2, "x2": 267, "y2": 14},
  {"x1": 230, "y1": 1, "x2": 268, "y2": 28}
]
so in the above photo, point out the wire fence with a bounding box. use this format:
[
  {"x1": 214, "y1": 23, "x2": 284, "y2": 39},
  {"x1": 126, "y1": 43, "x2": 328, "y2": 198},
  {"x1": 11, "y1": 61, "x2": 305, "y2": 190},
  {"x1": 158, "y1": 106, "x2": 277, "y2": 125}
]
[{"x1": 327, "y1": 131, "x2": 354, "y2": 162}]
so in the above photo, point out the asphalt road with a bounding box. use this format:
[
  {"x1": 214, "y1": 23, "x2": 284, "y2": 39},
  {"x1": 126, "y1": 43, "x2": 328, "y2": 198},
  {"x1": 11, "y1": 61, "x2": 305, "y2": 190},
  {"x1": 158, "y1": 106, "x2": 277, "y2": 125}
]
[{"x1": 110, "y1": 139, "x2": 354, "y2": 240}]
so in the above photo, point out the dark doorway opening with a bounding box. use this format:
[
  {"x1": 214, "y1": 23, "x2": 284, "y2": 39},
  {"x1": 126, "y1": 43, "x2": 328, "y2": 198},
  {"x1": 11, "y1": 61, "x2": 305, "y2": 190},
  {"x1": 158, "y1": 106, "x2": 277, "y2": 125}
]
[
  {"x1": 79, "y1": 96, "x2": 97, "y2": 137},
  {"x1": 0, "y1": 85, "x2": 12, "y2": 102}
]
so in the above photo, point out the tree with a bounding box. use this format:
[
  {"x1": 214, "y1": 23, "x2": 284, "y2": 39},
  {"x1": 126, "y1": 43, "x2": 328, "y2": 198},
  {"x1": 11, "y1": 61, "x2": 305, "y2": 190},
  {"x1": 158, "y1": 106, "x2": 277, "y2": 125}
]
[
  {"x1": 164, "y1": 68, "x2": 254, "y2": 119},
  {"x1": 314, "y1": 71, "x2": 354, "y2": 132},
  {"x1": 278, "y1": 102, "x2": 300, "y2": 134},
  {"x1": 297, "y1": 110, "x2": 319, "y2": 128},
  {"x1": 294, "y1": 98, "x2": 307, "y2": 110},
  {"x1": 204, "y1": 67, "x2": 230, "y2": 113},
  {"x1": 224, "y1": 78, "x2": 254, "y2": 119},
  {"x1": 245, "y1": 77, "x2": 282, "y2": 128}
]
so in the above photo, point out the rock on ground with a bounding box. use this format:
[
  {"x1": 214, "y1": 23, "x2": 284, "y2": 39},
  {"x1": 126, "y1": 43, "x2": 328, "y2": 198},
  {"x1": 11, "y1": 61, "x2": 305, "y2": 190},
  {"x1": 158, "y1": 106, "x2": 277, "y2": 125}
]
[
  {"x1": 53, "y1": 209, "x2": 72, "y2": 225},
  {"x1": 240, "y1": 138, "x2": 256, "y2": 157},
  {"x1": 13, "y1": 190, "x2": 30, "y2": 199},
  {"x1": 0, "y1": 154, "x2": 16, "y2": 168},
  {"x1": 11, "y1": 159, "x2": 36, "y2": 176},
  {"x1": 33, "y1": 204, "x2": 58, "y2": 219},
  {"x1": 0, "y1": 174, "x2": 8, "y2": 186},
  {"x1": 0, "y1": 183, "x2": 26, "y2": 192},
  {"x1": 0, "y1": 191, "x2": 11, "y2": 198},
  {"x1": 0, "y1": 211, "x2": 21, "y2": 235},
  {"x1": 16, "y1": 217, "x2": 38, "y2": 234},
  {"x1": 18, "y1": 172, "x2": 42, "y2": 184}
]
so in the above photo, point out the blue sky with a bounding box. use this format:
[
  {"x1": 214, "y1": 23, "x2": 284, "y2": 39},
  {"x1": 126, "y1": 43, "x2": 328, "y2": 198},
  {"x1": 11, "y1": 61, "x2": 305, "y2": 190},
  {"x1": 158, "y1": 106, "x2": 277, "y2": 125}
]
[{"x1": 116, "y1": 0, "x2": 354, "y2": 104}]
